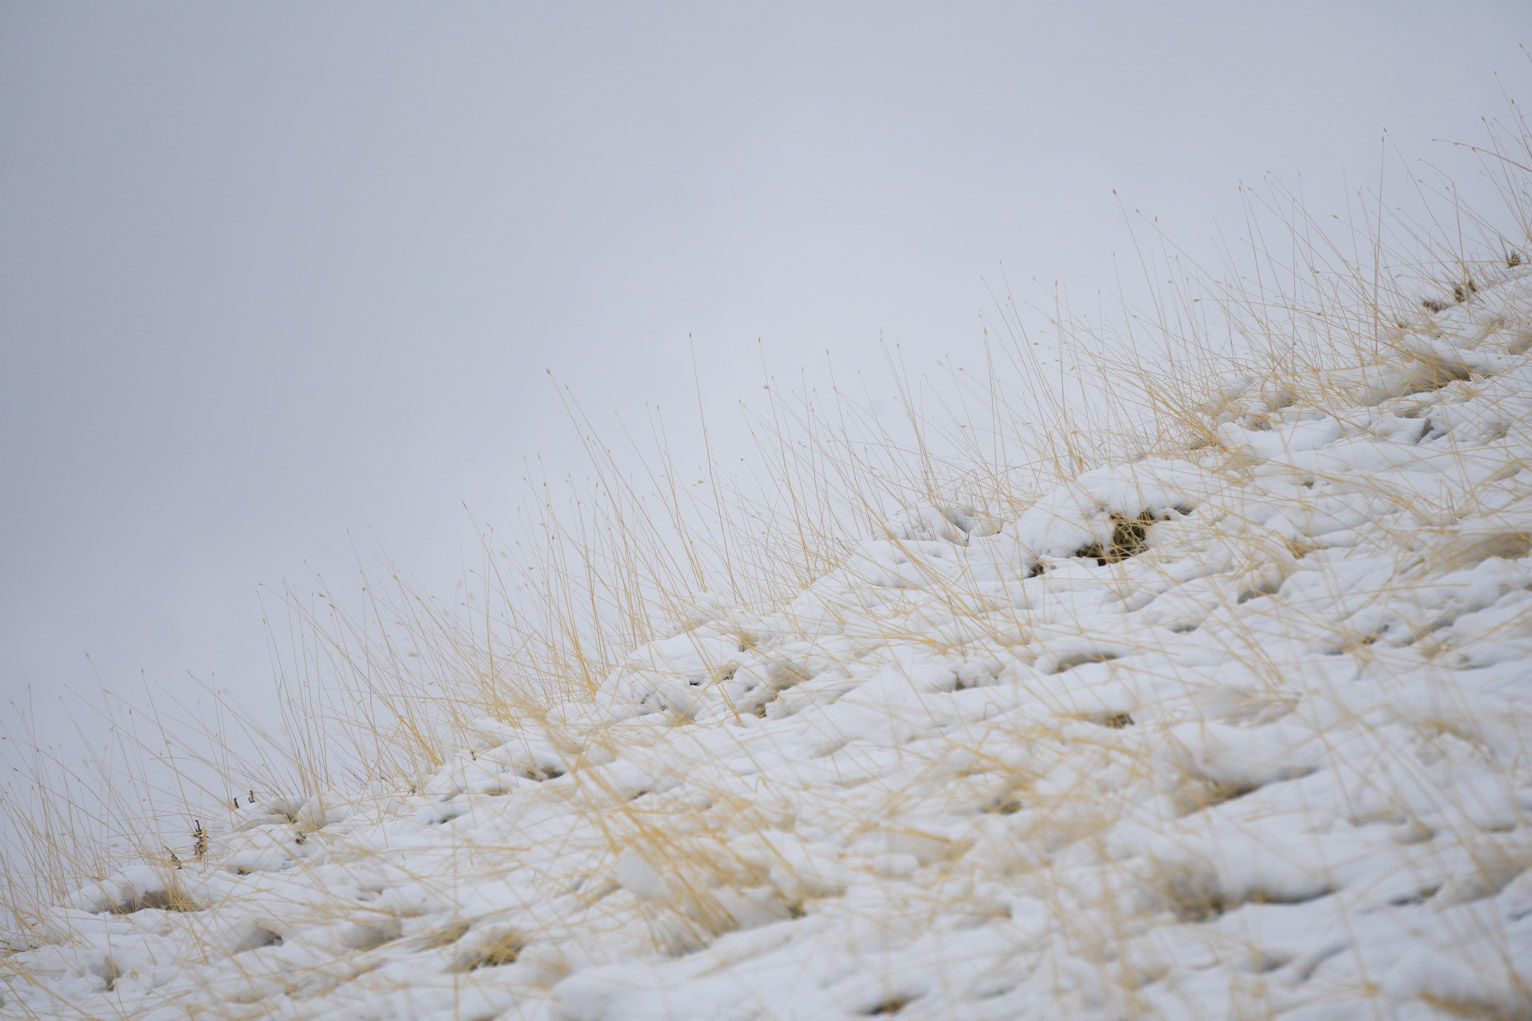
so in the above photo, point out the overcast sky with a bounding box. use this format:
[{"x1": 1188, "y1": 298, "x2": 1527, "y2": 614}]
[{"x1": 3, "y1": 3, "x2": 1529, "y2": 791}]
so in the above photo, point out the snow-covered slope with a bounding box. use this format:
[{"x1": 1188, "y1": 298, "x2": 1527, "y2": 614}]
[{"x1": 8, "y1": 271, "x2": 1532, "y2": 1019}]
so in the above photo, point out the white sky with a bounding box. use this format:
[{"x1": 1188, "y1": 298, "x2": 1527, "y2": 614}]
[{"x1": 2, "y1": 3, "x2": 1529, "y2": 786}]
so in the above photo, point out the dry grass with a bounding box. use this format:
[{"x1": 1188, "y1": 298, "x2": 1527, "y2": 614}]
[{"x1": 5, "y1": 87, "x2": 1532, "y2": 1020}]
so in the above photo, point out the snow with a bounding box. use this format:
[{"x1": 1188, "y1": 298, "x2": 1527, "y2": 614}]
[{"x1": 6, "y1": 272, "x2": 1532, "y2": 1019}]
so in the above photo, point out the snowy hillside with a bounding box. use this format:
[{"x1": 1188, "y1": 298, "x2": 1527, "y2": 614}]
[{"x1": 8, "y1": 271, "x2": 1532, "y2": 1016}]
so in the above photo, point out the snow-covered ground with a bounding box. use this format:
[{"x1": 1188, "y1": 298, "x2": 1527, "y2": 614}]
[{"x1": 7, "y1": 264, "x2": 1532, "y2": 1018}]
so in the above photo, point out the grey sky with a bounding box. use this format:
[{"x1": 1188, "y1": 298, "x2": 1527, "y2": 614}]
[{"x1": 2, "y1": 3, "x2": 1528, "y2": 786}]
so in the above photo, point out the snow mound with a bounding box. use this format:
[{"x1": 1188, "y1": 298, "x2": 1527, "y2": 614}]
[{"x1": 7, "y1": 275, "x2": 1532, "y2": 1019}]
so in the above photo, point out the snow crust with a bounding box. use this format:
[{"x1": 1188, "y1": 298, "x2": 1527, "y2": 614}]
[{"x1": 6, "y1": 273, "x2": 1532, "y2": 1018}]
